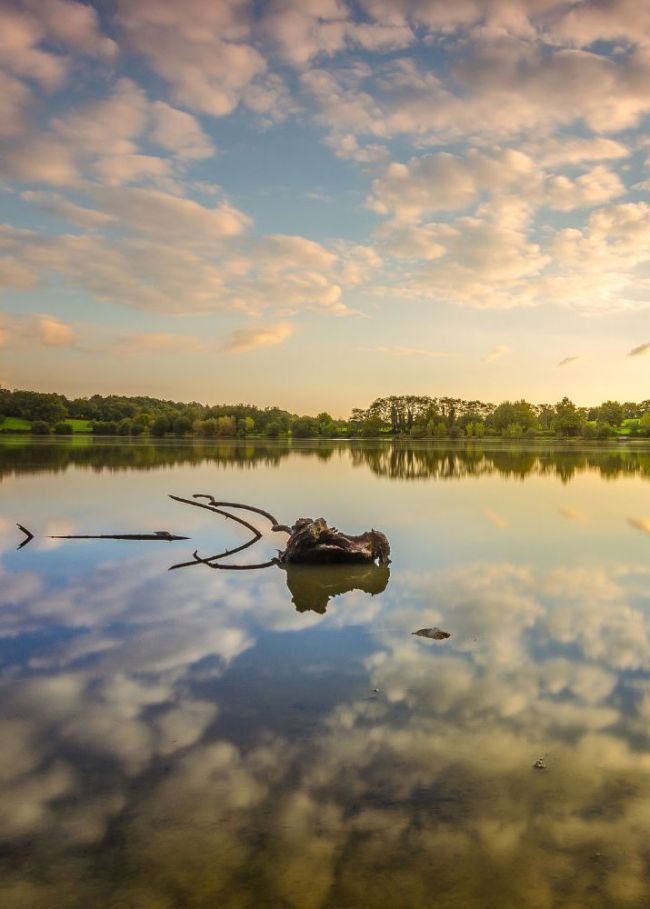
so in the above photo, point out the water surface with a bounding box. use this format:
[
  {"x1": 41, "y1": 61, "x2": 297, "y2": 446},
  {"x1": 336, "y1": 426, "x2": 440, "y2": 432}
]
[{"x1": 2, "y1": 438, "x2": 650, "y2": 908}]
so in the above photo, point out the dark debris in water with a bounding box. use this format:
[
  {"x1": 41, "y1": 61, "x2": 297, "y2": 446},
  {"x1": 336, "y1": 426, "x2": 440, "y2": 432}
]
[
  {"x1": 412, "y1": 627, "x2": 451, "y2": 640},
  {"x1": 533, "y1": 757, "x2": 547, "y2": 771}
]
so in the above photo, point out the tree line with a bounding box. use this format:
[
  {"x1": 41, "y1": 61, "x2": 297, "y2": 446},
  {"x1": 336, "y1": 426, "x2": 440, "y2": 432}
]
[{"x1": 1, "y1": 388, "x2": 650, "y2": 439}]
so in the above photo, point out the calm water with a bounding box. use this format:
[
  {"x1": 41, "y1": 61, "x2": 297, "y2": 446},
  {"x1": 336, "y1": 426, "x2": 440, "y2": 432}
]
[{"x1": 2, "y1": 438, "x2": 650, "y2": 908}]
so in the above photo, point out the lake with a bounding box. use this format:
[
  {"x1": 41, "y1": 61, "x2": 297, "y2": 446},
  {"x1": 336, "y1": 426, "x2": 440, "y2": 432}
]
[{"x1": 2, "y1": 437, "x2": 650, "y2": 908}]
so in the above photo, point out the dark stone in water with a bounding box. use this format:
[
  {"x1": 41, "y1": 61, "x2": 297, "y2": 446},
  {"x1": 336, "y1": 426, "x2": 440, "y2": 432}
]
[{"x1": 412, "y1": 627, "x2": 451, "y2": 640}]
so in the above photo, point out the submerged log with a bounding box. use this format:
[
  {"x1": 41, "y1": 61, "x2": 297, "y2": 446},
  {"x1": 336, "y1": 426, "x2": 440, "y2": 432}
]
[
  {"x1": 168, "y1": 495, "x2": 390, "y2": 571},
  {"x1": 278, "y1": 518, "x2": 390, "y2": 566}
]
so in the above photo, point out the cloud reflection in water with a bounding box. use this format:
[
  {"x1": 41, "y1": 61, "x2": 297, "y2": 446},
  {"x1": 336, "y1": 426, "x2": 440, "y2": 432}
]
[{"x1": 1, "y1": 549, "x2": 650, "y2": 906}]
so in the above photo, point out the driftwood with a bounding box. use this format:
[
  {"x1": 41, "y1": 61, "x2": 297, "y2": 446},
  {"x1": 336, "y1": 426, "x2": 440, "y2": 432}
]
[
  {"x1": 278, "y1": 518, "x2": 390, "y2": 566},
  {"x1": 16, "y1": 495, "x2": 391, "y2": 581},
  {"x1": 17, "y1": 524, "x2": 188, "y2": 550},
  {"x1": 168, "y1": 494, "x2": 390, "y2": 571}
]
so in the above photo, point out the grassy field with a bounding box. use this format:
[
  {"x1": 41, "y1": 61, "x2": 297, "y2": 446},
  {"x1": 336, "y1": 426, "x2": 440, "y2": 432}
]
[
  {"x1": 64, "y1": 419, "x2": 93, "y2": 432},
  {"x1": 619, "y1": 418, "x2": 640, "y2": 435},
  {"x1": 0, "y1": 417, "x2": 32, "y2": 431},
  {"x1": 0, "y1": 417, "x2": 93, "y2": 433}
]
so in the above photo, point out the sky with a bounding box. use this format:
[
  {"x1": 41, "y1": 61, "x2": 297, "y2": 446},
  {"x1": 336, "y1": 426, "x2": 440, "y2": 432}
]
[{"x1": 0, "y1": 0, "x2": 650, "y2": 416}]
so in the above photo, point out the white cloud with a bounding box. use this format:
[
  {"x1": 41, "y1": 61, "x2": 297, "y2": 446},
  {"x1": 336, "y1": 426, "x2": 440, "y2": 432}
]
[
  {"x1": 369, "y1": 150, "x2": 624, "y2": 223},
  {"x1": 357, "y1": 345, "x2": 448, "y2": 358},
  {"x1": 20, "y1": 191, "x2": 115, "y2": 228},
  {"x1": 484, "y1": 345, "x2": 511, "y2": 363},
  {"x1": 118, "y1": 333, "x2": 210, "y2": 355},
  {"x1": 628, "y1": 342, "x2": 650, "y2": 357},
  {"x1": 260, "y1": 0, "x2": 413, "y2": 67},
  {"x1": 0, "y1": 312, "x2": 78, "y2": 348},
  {"x1": 303, "y1": 41, "x2": 650, "y2": 146},
  {"x1": 628, "y1": 517, "x2": 650, "y2": 535},
  {"x1": 0, "y1": 70, "x2": 33, "y2": 137},
  {"x1": 221, "y1": 322, "x2": 294, "y2": 353},
  {"x1": 522, "y1": 136, "x2": 631, "y2": 168},
  {"x1": 89, "y1": 187, "x2": 251, "y2": 245},
  {"x1": 149, "y1": 101, "x2": 215, "y2": 161},
  {"x1": 116, "y1": 0, "x2": 266, "y2": 117}
]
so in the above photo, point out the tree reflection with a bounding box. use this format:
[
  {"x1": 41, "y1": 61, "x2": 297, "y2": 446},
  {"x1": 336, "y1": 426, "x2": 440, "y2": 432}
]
[
  {"x1": 4, "y1": 438, "x2": 650, "y2": 483},
  {"x1": 282, "y1": 563, "x2": 390, "y2": 613}
]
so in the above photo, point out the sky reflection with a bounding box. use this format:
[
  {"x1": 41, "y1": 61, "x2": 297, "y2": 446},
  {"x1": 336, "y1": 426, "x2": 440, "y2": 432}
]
[{"x1": 1, "y1": 441, "x2": 650, "y2": 907}]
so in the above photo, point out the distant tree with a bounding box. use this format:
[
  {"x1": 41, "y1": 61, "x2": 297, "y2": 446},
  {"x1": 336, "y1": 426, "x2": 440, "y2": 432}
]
[
  {"x1": 237, "y1": 416, "x2": 255, "y2": 436},
  {"x1": 92, "y1": 421, "x2": 117, "y2": 435},
  {"x1": 597, "y1": 400, "x2": 624, "y2": 427},
  {"x1": 31, "y1": 420, "x2": 50, "y2": 434},
  {"x1": 553, "y1": 397, "x2": 584, "y2": 437},
  {"x1": 292, "y1": 416, "x2": 318, "y2": 438},
  {"x1": 198, "y1": 418, "x2": 218, "y2": 438},
  {"x1": 54, "y1": 422, "x2": 73, "y2": 435},
  {"x1": 488, "y1": 400, "x2": 537, "y2": 433},
  {"x1": 265, "y1": 421, "x2": 282, "y2": 438},
  {"x1": 316, "y1": 412, "x2": 336, "y2": 436},
  {"x1": 151, "y1": 415, "x2": 170, "y2": 437},
  {"x1": 173, "y1": 416, "x2": 192, "y2": 436},
  {"x1": 216, "y1": 415, "x2": 236, "y2": 437},
  {"x1": 595, "y1": 422, "x2": 616, "y2": 439}
]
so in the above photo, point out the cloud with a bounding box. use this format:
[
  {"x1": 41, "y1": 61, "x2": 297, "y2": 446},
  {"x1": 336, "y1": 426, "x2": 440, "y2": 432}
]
[
  {"x1": 0, "y1": 312, "x2": 78, "y2": 349},
  {"x1": 357, "y1": 345, "x2": 449, "y2": 358},
  {"x1": 118, "y1": 333, "x2": 210, "y2": 355},
  {"x1": 558, "y1": 506, "x2": 588, "y2": 523},
  {"x1": 116, "y1": 0, "x2": 266, "y2": 117},
  {"x1": 521, "y1": 136, "x2": 630, "y2": 168},
  {"x1": 484, "y1": 345, "x2": 511, "y2": 363},
  {"x1": 628, "y1": 517, "x2": 650, "y2": 535},
  {"x1": 260, "y1": 0, "x2": 413, "y2": 67},
  {"x1": 483, "y1": 509, "x2": 508, "y2": 529},
  {"x1": 303, "y1": 43, "x2": 650, "y2": 148},
  {"x1": 628, "y1": 342, "x2": 650, "y2": 357},
  {"x1": 369, "y1": 150, "x2": 624, "y2": 224},
  {"x1": 149, "y1": 101, "x2": 215, "y2": 161},
  {"x1": 220, "y1": 322, "x2": 294, "y2": 353},
  {"x1": 558, "y1": 355, "x2": 580, "y2": 367},
  {"x1": 89, "y1": 187, "x2": 251, "y2": 245},
  {"x1": 0, "y1": 78, "x2": 216, "y2": 190},
  {"x1": 36, "y1": 314, "x2": 78, "y2": 346},
  {"x1": 20, "y1": 191, "x2": 115, "y2": 228},
  {"x1": 0, "y1": 70, "x2": 33, "y2": 137},
  {"x1": 0, "y1": 0, "x2": 115, "y2": 94}
]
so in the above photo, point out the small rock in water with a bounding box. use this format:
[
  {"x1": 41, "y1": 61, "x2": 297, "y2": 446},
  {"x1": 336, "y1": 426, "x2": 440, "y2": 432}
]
[
  {"x1": 412, "y1": 627, "x2": 451, "y2": 640},
  {"x1": 532, "y1": 757, "x2": 546, "y2": 771}
]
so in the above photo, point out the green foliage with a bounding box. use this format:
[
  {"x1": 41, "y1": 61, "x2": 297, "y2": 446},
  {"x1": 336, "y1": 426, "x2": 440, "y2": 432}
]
[
  {"x1": 487, "y1": 400, "x2": 537, "y2": 433},
  {"x1": 552, "y1": 397, "x2": 584, "y2": 437},
  {"x1": 216, "y1": 415, "x2": 236, "y2": 437},
  {"x1": 54, "y1": 422, "x2": 73, "y2": 435},
  {"x1": 3, "y1": 385, "x2": 650, "y2": 442},
  {"x1": 173, "y1": 416, "x2": 193, "y2": 436},
  {"x1": 64, "y1": 419, "x2": 92, "y2": 432},
  {"x1": 91, "y1": 421, "x2": 118, "y2": 435},
  {"x1": 1, "y1": 416, "x2": 33, "y2": 432},
  {"x1": 30, "y1": 420, "x2": 50, "y2": 435},
  {"x1": 597, "y1": 400, "x2": 624, "y2": 427}
]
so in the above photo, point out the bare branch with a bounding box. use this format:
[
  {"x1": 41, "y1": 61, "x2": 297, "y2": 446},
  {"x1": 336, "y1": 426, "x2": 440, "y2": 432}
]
[{"x1": 16, "y1": 524, "x2": 34, "y2": 550}]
